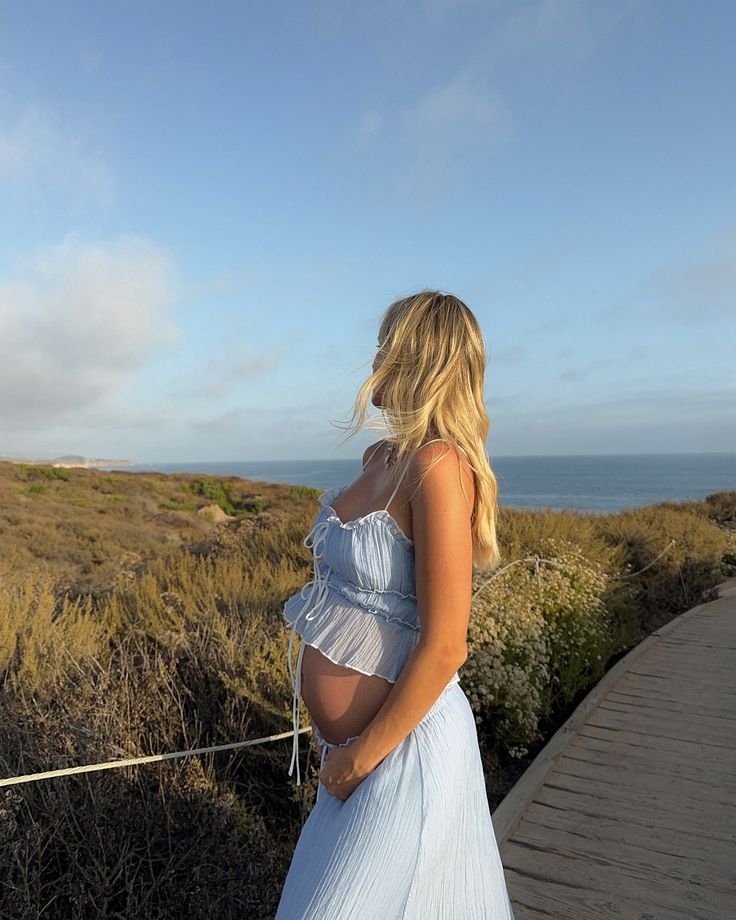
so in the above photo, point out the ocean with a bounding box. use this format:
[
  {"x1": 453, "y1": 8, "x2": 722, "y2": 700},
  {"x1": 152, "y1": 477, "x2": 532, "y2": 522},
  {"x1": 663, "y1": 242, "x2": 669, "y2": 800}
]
[{"x1": 127, "y1": 452, "x2": 735, "y2": 515}]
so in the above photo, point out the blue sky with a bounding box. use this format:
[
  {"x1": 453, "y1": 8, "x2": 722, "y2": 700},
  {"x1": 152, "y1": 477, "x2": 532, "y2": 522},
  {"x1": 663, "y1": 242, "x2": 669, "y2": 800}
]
[{"x1": 1, "y1": 0, "x2": 734, "y2": 462}]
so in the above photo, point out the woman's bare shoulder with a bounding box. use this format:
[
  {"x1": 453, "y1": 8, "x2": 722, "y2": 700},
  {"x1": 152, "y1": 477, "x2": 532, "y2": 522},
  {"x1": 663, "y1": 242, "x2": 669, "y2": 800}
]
[{"x1": 410, "y1": 439, "x2": 475, "y2": 509}]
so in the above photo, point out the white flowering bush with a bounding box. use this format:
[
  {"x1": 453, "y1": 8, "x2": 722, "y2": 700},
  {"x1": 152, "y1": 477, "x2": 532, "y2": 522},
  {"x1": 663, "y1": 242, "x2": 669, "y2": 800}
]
[
  {"x1": 463, "y1": 537, "x2": 611, "y2": 759},
  {"x1": 464, "y1": 564, "x2": 550, "y2": 759},
  {"x1": 532, "y1": 537, "x2": 610, "y2": 718}
]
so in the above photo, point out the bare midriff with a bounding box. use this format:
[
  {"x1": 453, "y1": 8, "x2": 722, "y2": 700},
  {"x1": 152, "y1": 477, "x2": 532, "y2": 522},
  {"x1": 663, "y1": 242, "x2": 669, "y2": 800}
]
[{"x1": 300, "y1": 643, "x2": 394, "y2": 749}]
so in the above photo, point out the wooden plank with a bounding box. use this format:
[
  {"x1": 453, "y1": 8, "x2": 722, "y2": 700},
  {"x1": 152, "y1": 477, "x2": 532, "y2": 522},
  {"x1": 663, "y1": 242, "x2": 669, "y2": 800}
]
[
  {"x1": 599, "y1": 696, "x2": 736, "y2": 729},
  {"x1": 577, "y1": 724, "x2": 735, "y2": 766},
  {"x1": 658, "y1": 636, "x2": 736, "y2": 649},
  {"x1": 586, "y1": 707, "x2": 736, "y2": 749},
  {"x1": 613, "y1": 675, "x2": 736, "y2": 705},
  {"x1": 537, "y1": 774, "x2": 733, "y2": 835},
  {"x1": 503, "y1": 864, "x2": 698, "y2": 920},
  {"x1": 502, "y1": 840, "x2": 722, "y2": 919},
  {"x1": 562, "y1": 737, "x2": 731, "y2": 787},
  {"x1": 591, "y1": 701, "x2": 736, "y2": 740},
  {"x1": 605, "y1": 687, "x2": 736, "y2": 720},
  {"x1": 641, "y1": 656, "x2": 733, "y2": 676},
  {"x1": 509, "y1": 821, "x2": 736, "y2": 897},
  {"x1": 518, "y1": 800, "x2": 734, "y2": 870},
  {"x1": 624, "y1": 666, "x2": 736, "y2": 688},
  {"x1": 531, "y1": 783, "x2": 735, "y2": 845},
  {"x1": 552, "y1": 751, "x2": 736, "y2": 807}
]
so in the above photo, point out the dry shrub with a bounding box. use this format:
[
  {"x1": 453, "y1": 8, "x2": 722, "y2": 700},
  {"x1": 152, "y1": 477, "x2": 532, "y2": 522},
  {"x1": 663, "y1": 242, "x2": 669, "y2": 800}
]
[
  {"x1": 0, "y1": 733, "x2": 274, "y2": 919},
  {"x1": 0, "y1": 516, "x2": 320, "y2": 918},
  {"x1": 0, "y1": 577, "x2": 106, "y2": 692},
  {"x1": 596, "y1": 504, "x2": 728, "y2": 631}
]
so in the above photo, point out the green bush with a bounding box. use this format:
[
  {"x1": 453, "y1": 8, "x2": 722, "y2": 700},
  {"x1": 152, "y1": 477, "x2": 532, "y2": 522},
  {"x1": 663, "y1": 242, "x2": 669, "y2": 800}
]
[
  {"x1": 241, "y1": 497, "x2": 271, "y2": 514},
  {"x1": 183, "y1": 477, "x2": 236, "y2": 514},
  {"x1": 160, "y1": 500, "x2": 200, "y2": 512},
  {"x1": 289, "y1": 484, "x2": 322, "y2": 500},
  {"x1": 20, "y1": 483, "x2": 48, "y2": 497},
  {"x1": 38, "y1": 466, "x2": 71, "y2": 481},
  {"x1": 181, "y1": 478, "x2": 274, "y2": 516}
]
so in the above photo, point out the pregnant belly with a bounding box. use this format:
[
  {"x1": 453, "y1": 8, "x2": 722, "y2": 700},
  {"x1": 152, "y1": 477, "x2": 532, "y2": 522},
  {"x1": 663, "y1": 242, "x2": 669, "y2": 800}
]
[{"x1": 300, "y1": 643, "x2": 394, "y2": 747}]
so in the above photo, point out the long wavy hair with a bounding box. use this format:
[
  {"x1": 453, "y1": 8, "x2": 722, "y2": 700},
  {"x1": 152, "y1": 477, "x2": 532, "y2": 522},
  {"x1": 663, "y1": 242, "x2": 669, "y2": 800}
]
[{"x1": 335, "y1": 289, "x2": 501, "y2": 572}]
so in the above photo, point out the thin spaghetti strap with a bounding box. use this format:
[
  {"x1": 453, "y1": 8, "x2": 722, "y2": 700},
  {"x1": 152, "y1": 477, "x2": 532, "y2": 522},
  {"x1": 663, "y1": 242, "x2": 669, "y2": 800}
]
[
  {"x1": 341, "y1": 441, "x2": 386, "y2": 491},
  {"x1": 422, "y1": 437, "x2": 469, "y2": 457},
  {"x1": 363, "y1": 441, "x2": 386, "y2": 470},
  {"x1": 384, "y1": 457, "x2": 409, "y2": 511},
  {"x1": 383, "y1": 438, "x2": 468, "y2": 511}
]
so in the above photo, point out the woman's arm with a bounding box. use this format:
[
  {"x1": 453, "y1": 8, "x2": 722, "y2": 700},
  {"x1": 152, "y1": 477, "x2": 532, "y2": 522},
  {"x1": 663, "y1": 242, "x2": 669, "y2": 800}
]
[{"x1": 350, "y1": 441, "x2": 476, "y2": 774}]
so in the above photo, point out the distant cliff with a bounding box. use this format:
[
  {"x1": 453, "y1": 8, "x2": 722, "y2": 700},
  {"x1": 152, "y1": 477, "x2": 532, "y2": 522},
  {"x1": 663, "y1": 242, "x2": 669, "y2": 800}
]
[{"x1": 0, "y1": 453, "x2": 133, "y2": 469}]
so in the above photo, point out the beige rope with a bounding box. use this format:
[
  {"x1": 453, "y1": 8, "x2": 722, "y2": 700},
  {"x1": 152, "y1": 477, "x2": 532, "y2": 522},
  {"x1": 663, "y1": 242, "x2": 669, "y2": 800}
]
[
  {"x1": 471, "y1": 540, "x2": 677, "y2": 600},
  {"x1": 0, "y1": 727, "x2": 314, "y2": 789}
]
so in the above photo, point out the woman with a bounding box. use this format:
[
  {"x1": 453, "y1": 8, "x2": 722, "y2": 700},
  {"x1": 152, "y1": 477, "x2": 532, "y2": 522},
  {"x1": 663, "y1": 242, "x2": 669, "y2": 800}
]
[{"x1": 276, "y1": 290, "x2": 515, "y2": 918}]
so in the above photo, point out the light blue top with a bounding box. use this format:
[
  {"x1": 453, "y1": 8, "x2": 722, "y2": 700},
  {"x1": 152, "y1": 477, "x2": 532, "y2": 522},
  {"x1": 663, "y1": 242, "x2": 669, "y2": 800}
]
[{"x1": 283, "y1": 439, "x2": 464, "y2": 784}]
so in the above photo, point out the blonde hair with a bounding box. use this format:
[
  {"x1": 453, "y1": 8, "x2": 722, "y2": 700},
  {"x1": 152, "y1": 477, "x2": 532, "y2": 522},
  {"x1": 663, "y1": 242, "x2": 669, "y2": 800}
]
[{"x1": 335, "y1": 289, "x2": 501, "y2": 572}]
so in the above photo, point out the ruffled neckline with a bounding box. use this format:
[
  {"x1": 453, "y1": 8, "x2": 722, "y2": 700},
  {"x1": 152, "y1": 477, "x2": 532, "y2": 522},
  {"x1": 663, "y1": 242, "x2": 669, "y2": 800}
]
[{"x1": 318, "y1": 485, "x2": 414, "y2": 551}]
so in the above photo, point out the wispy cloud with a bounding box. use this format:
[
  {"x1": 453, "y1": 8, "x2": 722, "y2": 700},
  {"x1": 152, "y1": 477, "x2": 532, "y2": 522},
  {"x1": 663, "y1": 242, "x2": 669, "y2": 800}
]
[
  {"x1": 183, "y1": 401, "x2": 340, "y2": 460},
  {"x1": 79, "y1": 49, "x2": 103, "y2": 75},
  {"x1": 0, "y1": 104, "x2": 114, "y2": 207},
  {"x1": 0, "y1": 233, "x2": 180, "y2": 427},
  {"x1": 357, "y1": 70, "x2": 510, "y2": 151},
  {"x1": 639, "y1": 226, "x2": 736, "y2": 324},
  {"x1": 498, "y1": 0, "x2": 596, "y2": 59},
  {"x1": 347, "y1": 0, "x2": 641, "y2": 208},
  {"x1": 352, "y1": 70, "x2": 510, "y2": 206},
  {"x1": 403, "y1": 72, "x2": 507, "y2": 142},
  {"x1": 178, "y1": 344, "x2": 285, "y2": 400},
  {"x1": 355, "y1": 109, "x2": 382, "y2": 145},
  {"x1": 599, "y1": 226, "x2": 736, "y2": 326},
  {"x1": 491, "y1": 0, "x2": 643, "y2": 62},
  {"x1": 557, "y1": 350, "x2": 643, "y2": 383}
]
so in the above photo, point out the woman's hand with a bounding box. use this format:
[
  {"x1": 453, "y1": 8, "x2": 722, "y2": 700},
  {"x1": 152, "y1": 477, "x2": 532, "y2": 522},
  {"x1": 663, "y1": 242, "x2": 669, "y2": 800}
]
[{"x1": 318, "y1": 745, "x2": 375, "y2": 801}]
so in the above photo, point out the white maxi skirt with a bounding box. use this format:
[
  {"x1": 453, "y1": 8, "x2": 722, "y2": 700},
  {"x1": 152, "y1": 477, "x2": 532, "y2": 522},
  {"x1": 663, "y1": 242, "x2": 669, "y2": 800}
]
[{"x1": 275, "y1": 680, "x2": 516, "y2": 919}]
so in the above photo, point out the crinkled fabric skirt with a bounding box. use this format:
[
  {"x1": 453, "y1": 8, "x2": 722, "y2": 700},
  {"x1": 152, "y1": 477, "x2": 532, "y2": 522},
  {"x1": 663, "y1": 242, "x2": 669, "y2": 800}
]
[{"x1": 275, "y1": 681, "x2": 516, "y2": 919}]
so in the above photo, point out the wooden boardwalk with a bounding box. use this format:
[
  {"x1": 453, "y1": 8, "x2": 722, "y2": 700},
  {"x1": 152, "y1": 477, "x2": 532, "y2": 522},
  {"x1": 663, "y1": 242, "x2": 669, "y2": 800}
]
[{"x1": 492, "y1": 576, "x2": 736, "y2": 920}]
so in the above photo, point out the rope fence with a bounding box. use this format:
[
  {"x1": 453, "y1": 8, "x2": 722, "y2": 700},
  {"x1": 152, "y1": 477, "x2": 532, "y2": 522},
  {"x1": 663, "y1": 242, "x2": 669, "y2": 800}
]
[
  {"x1": 0, "y1": 540, "x2": 678, "y2": 790},
  {"x1": 0, "y1": 728, "x2": 311, "y2": 789}
]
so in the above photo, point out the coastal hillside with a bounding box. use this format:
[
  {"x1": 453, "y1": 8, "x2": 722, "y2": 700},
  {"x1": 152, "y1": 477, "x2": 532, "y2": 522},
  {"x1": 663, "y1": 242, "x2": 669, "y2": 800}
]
[{"x1": 0, "y1": 459, "x2": 318, "y2": 599}]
